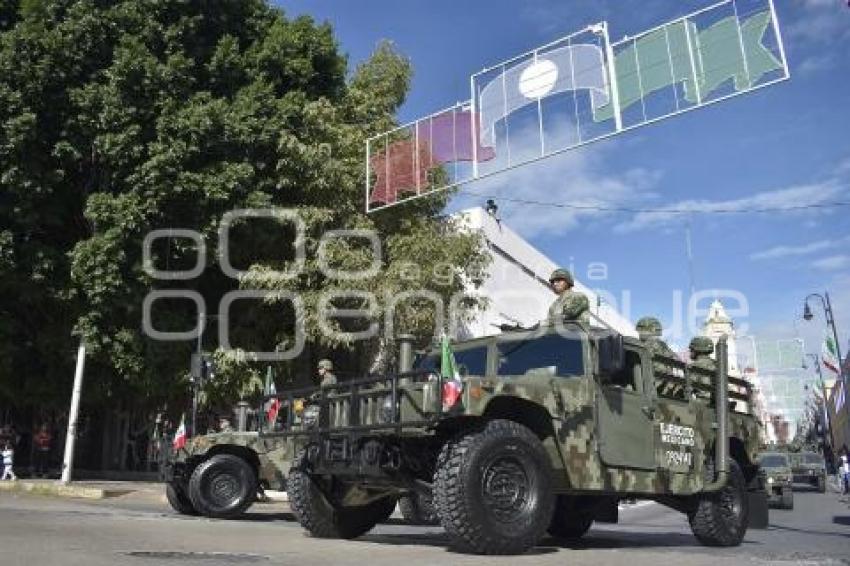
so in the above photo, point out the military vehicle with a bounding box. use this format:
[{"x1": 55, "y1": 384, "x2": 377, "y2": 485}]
[
  {"x1": 758, "y1": 452, "x2": 793, "y2": 509},
  {"x1": 164, "y1": 430, "x2": 296, "y2": 518},
  {"x1": 276, "y1": 323, "x2": 767, "y2": 555},
  {"x1": 789, "y1": 451, "x2": 827, "y2": 492}
]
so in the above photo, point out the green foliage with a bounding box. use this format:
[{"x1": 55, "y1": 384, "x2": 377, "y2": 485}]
[{"x1": 0, "y1": 1, "x2": 489, "y2": 414}]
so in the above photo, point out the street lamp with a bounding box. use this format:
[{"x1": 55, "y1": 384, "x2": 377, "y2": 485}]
[{"x1": 802, "y1": 292, "x2": 846, "y2": 389}]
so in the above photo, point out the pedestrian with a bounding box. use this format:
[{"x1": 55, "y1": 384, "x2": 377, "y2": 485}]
[
  {"x1": 840, "y1": 454, "x2": 850, "y2": 495},
  {"x1": 33, "y1": 424, "x2": 52, "y2": 478},
  {"x1": 1, "y1": 441, "x2": 16, "y2": 481}
]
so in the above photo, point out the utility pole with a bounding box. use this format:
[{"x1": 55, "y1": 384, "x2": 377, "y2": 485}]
[{"x1": 61, "y1": 341, "x2": 87, "y2": 484}]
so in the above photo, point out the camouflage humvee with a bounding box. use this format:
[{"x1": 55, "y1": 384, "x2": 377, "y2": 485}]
[
  {"x1": 164, "y1": 430, "x2": 297, "y2": 518},
  {"x1": 278, "y1": 322, "x2": 767, "y2": 555},
  {"x1": 758, "y1": 452, "x2": 794, "y2": 509},
  {"x1": 790, "y1": 451, "x2": 827, "y2": 492}
]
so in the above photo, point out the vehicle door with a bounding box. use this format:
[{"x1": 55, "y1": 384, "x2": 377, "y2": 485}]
[{"x1": 595, "y1": 345, "x2": 656, "y2": 470}]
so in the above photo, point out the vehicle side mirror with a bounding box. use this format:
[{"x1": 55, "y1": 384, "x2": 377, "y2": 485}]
[{"x1": 597, "y1": 334, "x2": 625, "y2": 375}]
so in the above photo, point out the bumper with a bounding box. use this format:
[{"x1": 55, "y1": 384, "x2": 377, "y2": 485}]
[{"x1": 765, "y1": 484, "x2": 791, "y2": 505}]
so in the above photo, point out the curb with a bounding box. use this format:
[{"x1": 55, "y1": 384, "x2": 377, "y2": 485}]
[{"x1": 0, "y1": 480, "x2": 121, "y2": 500}]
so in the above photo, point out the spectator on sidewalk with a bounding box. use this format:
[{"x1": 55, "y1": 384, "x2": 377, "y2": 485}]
[
  {"x1": 1, "y1": 442, "x2": 16, "y2": 481},
  {"x1": 841, "y1": 454, "x2": 850, "y2": 495},
  {"x1": 33, "y1": 424, "x2": 52, "y2": 478}
]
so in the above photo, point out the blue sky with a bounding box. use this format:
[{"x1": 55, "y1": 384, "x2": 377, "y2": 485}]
[{"x1": 276, "y1": 0, "x2": 850, "y2": 362}]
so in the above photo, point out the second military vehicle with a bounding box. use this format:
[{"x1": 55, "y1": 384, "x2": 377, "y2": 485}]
[
  {"x1": 790, "y1": 451, "x2": 827, "y2": 493},
  {"x1": 165, "y1": 430, "x2": 295, "y2": 518},
  {"x1": 758, "y1": 452, "x2": 794, "y2": 509},
  {"x1": 278, "y1": 321, "x2": 767, "y2": 555}
]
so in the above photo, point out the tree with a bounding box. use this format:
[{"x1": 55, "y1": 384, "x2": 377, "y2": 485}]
[{"x1": 0, "y1": 1, "x2": 488, "y2": 416}]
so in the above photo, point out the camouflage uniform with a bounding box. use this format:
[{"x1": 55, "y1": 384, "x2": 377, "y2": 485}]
[
  {"x1": 636, "y1": 317, "x2": 679, "y2": 398},
  {"x1": 689, "y1": 336, "x2": 715, "y2": 399},
  {"x1": 546, "y1": 268, "x2": 590, "y2": 324}
]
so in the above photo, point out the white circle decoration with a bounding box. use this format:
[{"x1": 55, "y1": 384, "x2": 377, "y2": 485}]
[{"x1": 518, "y1": 59, "x2": 558, "y2": 100}]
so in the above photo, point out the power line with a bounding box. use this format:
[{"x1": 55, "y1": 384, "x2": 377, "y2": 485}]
[{"x1": 457, "y1": 189, "x2": 850, "y2": 215}]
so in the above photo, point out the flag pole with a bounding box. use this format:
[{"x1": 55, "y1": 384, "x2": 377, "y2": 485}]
[{"x1": 61, "y1": 340, "x2": 86, "y2": 484}]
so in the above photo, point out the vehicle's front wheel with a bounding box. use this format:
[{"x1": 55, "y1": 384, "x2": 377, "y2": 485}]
[
  {"x1": 817, "y1": 476, "x2": 826, "y2": 493},
  {"x1": 547, "y1": 495, "x2": 594, "y2": 539},
  {"x1": 689, "y1": 459, "x2": 749, "y2": 546},
  {"x1": 165, "y1": 482, "x2": 197, "y2": 515},
  {"x1": 433, "y1": 419, "x2": 555, "y2": 555},
  {"x1": 288, "y1": 450, "x2": 396, "y2": 538},
  {"x1": 187, "y1": 454, "x2": 257, "y2": 519},
  {"x1": 399, "y1": 493, "x2": 439, "y2": 525},
  {"x1": 780, "y1": 488, "x2": 794, "y2": 510}
]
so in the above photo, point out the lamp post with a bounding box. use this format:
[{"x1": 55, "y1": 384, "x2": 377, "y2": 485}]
[
  {"x1": 804, "y1": 353, "x2": 831, "y2": 457},
  {"x1": 803, "y1": 292, "x2": 846, "y2": 389},
  {"x1": 804, "y1": 292, "x2": 847, "y2": 456}
]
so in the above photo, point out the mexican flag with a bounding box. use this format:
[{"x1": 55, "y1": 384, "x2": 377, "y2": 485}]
[
  {"x1": 266, "y1": 381, "x2": 281, "y2": 426},
  {"x1": 440, "y1": 334, "x2": 462, "y2": 411},
  {"x1": 822, "y1": 333, "x2": 841, "y2": 376},
  {"x1": 172, "y1": 414, "x2": 187, "y2": 450}
]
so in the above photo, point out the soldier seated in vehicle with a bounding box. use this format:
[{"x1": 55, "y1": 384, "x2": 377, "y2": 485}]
[
  {"x1": 636, "y1": 316, "x2": 682, "y2": 398},
  {"x1": 546, "y1": 268, "x2": 589, "y2": 325},
  {"x1": 688, "y1": 336, "x2": 715, "y2": 400}
]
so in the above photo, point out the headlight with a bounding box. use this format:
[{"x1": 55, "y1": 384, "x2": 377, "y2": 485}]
[
  {"x1": 808, "y1": 469, "x2": 814, "y2": 475},
  {"x1": 767, "y1": 477, "x2": 774, "y2": 484},
  {"x1": 302, "y1": 405, "x2": 320, "y2": 428}
]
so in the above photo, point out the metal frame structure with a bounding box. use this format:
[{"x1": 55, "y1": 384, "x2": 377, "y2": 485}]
[{"x1": 365, "y1": 0, "x2": 789, "y2": 213}]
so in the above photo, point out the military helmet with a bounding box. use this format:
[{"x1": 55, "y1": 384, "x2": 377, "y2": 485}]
[
  {"x1": 635, "y1": 316, "x2": 663, "y2": 337},
  {"x1": 317, "y1": 359, "x2": 333, "y2": 371},
  {"x1": 549, "y1": 268, "x2": 573, "y2": 286},
  {"x1": 689, "y1": 336, "x2": 714, "y2": 354}
]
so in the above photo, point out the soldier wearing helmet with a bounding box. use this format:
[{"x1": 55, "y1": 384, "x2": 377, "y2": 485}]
[
  {"x1": 636, "y1": 316, "x2": 679, "y2": 396},
  {"x1": 316, "y1": 359, "x2": 337, "y2": 388},
  {"x1": 546, "y1": 268, "x2": 589, "y2": 324},
  {"x1": 689, "y1": 336, "x2": 716, "y2": 399},
  {"x1": 689, "y1": 336, "x2": 715, "y2": 371}
]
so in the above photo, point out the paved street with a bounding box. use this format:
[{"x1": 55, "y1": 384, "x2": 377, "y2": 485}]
[{"x1": 1, "y1": 486, "x2": 848, "y2": 566}]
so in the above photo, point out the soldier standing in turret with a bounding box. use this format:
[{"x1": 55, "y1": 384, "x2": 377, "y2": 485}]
[{"x1": 547, "y1": 268, "x2": 589, "y2": 324}]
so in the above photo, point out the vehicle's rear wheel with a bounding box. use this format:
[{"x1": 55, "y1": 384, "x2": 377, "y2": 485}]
[
  {"x1": 188, "y1": 454, "x2": 256, "y2": 519},
  {"x1": 689, "y1": 459, "x2": 749, "y2": 546},
  {"x1": 433, "y1": 419, "x2": 555, "y2": 555},
  {"x1": 288, "y1": 450, "x2": 396, "y2": 538},
  {"x1": 547, "y1": 495, "x2": 594, "y2": 539},
  {"x1": 399, "y1": 493, "x2": 439, "y2": 525},
  {"x1": 165, "y1": 482, "x2": 197, "y2": 515}
]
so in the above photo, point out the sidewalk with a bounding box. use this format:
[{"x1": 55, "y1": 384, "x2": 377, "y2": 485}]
[
  {"x1": 0, "y1": 479, "x2": 165, "y2": 500},
  {"x1": 0, "y1": 478, "x2": 289, "y2": 504}
]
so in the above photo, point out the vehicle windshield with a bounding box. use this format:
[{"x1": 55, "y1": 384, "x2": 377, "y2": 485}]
[
  {"x1": 415, "y1": 346, "x2": 488, "y2": 377},
  {"x1": 497, "y1": 334, "x2": 583, "y2": 377},
  {"x1": 760, "y1": 454, "x2": 789, "y2": 468},
  {"x1": 803, "y1": 453, "x2": 824, "y2": 465}
]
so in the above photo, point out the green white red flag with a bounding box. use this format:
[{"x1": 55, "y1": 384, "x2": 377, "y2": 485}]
[
  {"x1": 822, "y1": 333, "x2": 841, "y2": 376},
  {"x1": 172, "y1": 414, "x2": 187, "y2": 450}
]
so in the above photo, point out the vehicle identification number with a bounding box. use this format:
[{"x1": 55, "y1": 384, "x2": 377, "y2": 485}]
[{"x1": 660, "y1": 422, "x2": 695, "y2": 446}]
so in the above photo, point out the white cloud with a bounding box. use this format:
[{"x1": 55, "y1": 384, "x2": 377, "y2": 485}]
[
  {"x1": 797, "y1": 53, "x2": 836, "y2": 75},
  {"x1": 455, "y1": 119, "x2": 661, "y2": 239},
  {"x1": 750, "y1": 240, "x2": 834, "y2": 260},
  {"x1": 787, "y1": 1, "x2": 850, "y2": 44},
  {"x1": 811, "y1": 255, "x2": 850, "y2": 271},
  {"x1": 613, "y1": 180, "x2": 848, "y2": 233}
]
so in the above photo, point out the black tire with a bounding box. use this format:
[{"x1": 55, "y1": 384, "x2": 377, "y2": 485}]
[
  {"x1": 432, "y1": 419, "x2": 555, "y2": 555},
  {"x1": 187, "y1": 454, "x2": 257, "y2": 519},
  {"x1": 817, "y1": 476, "x2": 826, "y2": 493},
  {"x1": 288, "y1": 450, "x2": 396, "y2": 538},
  {"x1": 399, "y1": 493, "x2": 439, "y2": 526},
  {"x1": 547, "y1": 495, "x2": 594, "y2": 540},
  {"x1": 689, "y1": 459, "x2": 748, "y2": 547},
  {"x1": 165, "y1": 482, "x2": 197, "y2": 515}
]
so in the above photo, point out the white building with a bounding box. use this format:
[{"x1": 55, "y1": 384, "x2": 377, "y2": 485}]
[
  {"x1": 702, "y1": 299, "x2": 742, "y2": 377},
  {"x1": 456, "y1": 207, "x2": 636, "y2": 339}
]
